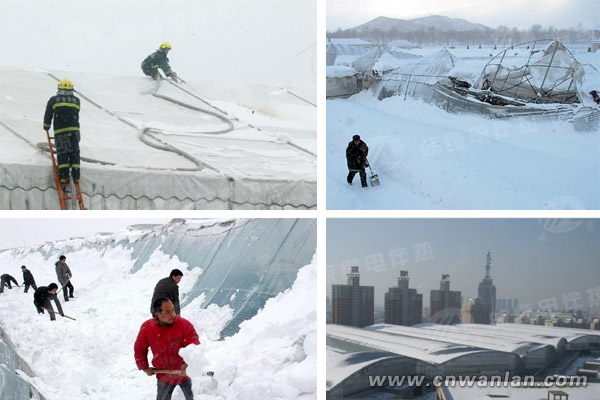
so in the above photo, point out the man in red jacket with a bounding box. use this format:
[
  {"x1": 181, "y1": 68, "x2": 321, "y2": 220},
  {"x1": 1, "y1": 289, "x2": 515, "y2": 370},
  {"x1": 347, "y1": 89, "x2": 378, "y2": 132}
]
[{"x1": 134, "y1": 297, "x2": 200, "y2": 400}]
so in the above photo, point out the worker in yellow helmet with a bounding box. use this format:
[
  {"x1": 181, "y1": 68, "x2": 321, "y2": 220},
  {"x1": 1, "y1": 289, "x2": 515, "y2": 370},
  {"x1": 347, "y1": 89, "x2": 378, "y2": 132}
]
[
  {"x1": 43, "y1": 78, "x2": 81, "y2": 188},
  {"x1": 141, "y1": 42, "x2": 178, "y2": 82}
]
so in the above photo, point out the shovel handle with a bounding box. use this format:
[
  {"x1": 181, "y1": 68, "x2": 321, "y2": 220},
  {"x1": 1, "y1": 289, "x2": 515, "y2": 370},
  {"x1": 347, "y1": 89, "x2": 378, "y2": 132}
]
[
  {"x1": 151, "y1": 368, "x2": 187, "y2": 376},
  {"x1": 57, "y1": 278, "x2": 71, "y2": 294},
  {"x1": 42, "y1": 307, "x2": 76, "y2": 320}
]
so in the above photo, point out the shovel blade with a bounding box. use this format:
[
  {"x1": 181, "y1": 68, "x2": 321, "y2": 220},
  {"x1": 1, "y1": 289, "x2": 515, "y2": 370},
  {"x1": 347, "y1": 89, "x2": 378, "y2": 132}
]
[{"x1": 370, "y1": 174, "x2": 380, "y2": 187}]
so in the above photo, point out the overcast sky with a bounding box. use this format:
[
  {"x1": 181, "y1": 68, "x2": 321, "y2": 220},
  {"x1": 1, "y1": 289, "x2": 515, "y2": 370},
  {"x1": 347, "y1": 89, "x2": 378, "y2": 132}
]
[
  {"x1": 327, "y1": 219, "x2": 600, "y2": 311},
  {"x1": 327, "y1": 0, "x2": 598, "y2": 31},
  {"x1": 0, "y1": 218, "x2": 171, "y2": 250},
  {"x1": 0, "y1": 0, "x2": 316, "y2": 87}
]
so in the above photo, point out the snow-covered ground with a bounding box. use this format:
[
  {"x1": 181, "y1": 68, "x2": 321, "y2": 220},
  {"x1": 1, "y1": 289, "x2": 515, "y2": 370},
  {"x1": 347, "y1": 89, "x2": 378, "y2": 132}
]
[
  {"x1": 0, "y1": 67, "x2": 316, "y2": 209},
  {"x1": 0, "y1": 220, "x2": 317, "y2": 399},
  {"x1": 327, "y1": 44, "x2": 600, "y2": 210}
]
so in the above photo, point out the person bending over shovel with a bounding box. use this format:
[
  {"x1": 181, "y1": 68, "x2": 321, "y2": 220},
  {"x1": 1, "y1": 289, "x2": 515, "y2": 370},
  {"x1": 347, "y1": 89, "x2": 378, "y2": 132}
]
[
  {"x1": 33, "y1": 283, "x2": 64, "y2": 321},
  {"x1": 135, "y1": 297, "x2": 200, "y2": 400}
]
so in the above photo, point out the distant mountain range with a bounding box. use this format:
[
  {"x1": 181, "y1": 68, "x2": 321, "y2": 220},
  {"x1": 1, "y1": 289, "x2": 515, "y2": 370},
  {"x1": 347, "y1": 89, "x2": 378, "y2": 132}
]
[{"x1": 350, "y1": 15, "x2": 492, "y2": 33}]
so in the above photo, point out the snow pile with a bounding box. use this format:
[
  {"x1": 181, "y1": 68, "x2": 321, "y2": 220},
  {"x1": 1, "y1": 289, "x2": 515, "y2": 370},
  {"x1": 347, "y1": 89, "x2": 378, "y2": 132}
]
[
  {"x1": 327, "y1": 66, "x2": 357, "y2": 78},
  {"x1": 182, "y1": 252, "x2": 317, "y2": 399},
  {"x1": 0, "y1": 221, "x2": 316, "y2": 400}
]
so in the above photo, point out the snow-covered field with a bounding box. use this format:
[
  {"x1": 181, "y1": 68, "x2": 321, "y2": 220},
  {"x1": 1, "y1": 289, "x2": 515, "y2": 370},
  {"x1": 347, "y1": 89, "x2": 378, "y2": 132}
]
[
  {"x1": 327, "y1": 44, "x2": 600, "y2": 210},
  {"x1": 0, "y1": 220, "x2": 317, "y2": 399}
]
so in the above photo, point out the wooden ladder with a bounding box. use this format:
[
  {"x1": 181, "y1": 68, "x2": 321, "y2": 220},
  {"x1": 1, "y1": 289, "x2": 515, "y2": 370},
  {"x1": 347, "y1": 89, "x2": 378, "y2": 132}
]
[{"x1": 45, "y1": 130, "x2": 87, "y2": 210}]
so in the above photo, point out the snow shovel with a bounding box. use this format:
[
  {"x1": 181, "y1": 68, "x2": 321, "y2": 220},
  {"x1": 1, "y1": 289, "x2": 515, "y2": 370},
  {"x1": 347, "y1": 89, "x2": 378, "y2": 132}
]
[
  {"x1": 42, "y1": 307, "x2": 76, "y2": 321},
  {"x1": 151, "y1": 369, "x2": 187, "y2": 376},
  {"x1": 57, "y1": 278, "x2": 70, "y2": 294},
  {"x1": 151, "y1": 368, "x2": 215, "y2": 377},
  {"x1": 366, "y1": 158, "x2": 380, "y2": 187}
]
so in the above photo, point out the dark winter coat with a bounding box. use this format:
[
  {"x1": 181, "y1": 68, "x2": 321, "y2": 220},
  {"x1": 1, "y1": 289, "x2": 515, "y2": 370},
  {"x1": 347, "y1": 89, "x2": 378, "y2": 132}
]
[
  {"x1": 134, "y1": 315, "x2": 200, "y2": 384},
  {"x1": 1, "y1": 274, "x2": 18, "y2": 288},
  {"x1": 55, "y1": 261, "x2": 72, "y2": 285},
  {"x1": 33, "y1": 286, "x2": 64, "y2": 315},
  {"x1": 43, "y1": 90, "x2": 81, "y2": 135},
  {"x1": 22, "y1": 269, "x2": 35, "y2": 285},
  {"x1": 141, "y1": 49, "x2": 173, "y2": 77},
  {"x1": 151, "y1": 277, "x2": 181, "y2": 315},
  {"x1": 346, "y1": 140, "x2": 369, "y2": 170}
]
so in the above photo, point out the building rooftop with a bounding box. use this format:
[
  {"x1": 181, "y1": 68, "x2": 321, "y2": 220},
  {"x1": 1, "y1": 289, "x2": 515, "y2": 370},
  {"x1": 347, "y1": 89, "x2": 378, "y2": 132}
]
[
  {"x1": 368, "y1": 323, "x2": 552, "y2": 357},
  {"x1": 327, "y1": 324, "x2": 507, "y2": 365}
]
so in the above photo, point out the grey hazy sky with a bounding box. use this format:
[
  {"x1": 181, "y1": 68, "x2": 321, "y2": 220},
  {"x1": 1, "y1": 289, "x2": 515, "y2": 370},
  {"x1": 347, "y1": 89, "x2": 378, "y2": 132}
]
[
  {"x1": 327, "y1": 219, "x2": 600, "y2": 311},
  {"x1": 0, "y1": 218, "x2": 171, "y2": 250},
  {"x1": 0, "y1": 0, "x2": 316, "y2": 87},
  {"x1": 327, "y1": 0, "x2": 598, "y2": 31}
]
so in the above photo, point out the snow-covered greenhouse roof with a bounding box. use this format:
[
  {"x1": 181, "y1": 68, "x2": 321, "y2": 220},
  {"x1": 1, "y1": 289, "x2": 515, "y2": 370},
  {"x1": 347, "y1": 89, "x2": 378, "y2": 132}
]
[
  {"x1": 0, "y1": 67, "x2": 316, "y2": 210},
  {"x1": 493, "y1": 323, "x2": 600, "y2": 344},
  {"x1": 326, "y1": 347, "x2": 400, "y2": 391},
  {"x1": 327, "y1": 324, "x2": 507, "y2": 365},
  {"x1": 417, "y1": 323, "x2": 567, "y2": 349},
  {"x1": 367, "y1": 323, "x2": 552, "y2": 357}
]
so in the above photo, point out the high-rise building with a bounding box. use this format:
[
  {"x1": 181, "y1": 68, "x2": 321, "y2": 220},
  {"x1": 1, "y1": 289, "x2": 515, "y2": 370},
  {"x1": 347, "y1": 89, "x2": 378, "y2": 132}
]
[
  {"x1": 430, "y1": 274, "x2": 461, "y2": 324},
  {"x1": 384, "y1": 270, "x2": 423, "y2": 326},
  {"x1": 332, "y1": 266, "x2": 374, "y2": 327},
  {"x1": 497, "y1": 298, "x2": 519, "y2": 314},
  {"x1": 474, "y1": 252, "x2": 497, "y2": 324},
  {"x1": 463, "y1": 297, "x2": 490, "y2": 323}
]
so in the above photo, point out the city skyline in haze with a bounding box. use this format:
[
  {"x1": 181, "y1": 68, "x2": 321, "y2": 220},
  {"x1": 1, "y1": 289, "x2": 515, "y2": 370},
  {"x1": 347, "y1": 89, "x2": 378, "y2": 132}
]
[{"x1": 327, "y1": 219, "x2": 600, "y2": 314}]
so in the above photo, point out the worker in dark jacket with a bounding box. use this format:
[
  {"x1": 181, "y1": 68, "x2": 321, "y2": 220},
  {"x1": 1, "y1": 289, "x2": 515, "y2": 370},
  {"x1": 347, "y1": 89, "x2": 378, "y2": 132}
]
[
  {"x1": 346, "y1": 134, "x2": 369, "y2": 187},
  {"x1": 21, "y1": 265, "x2": 37, "y2": 293},
  {"x1": 0, "y1": 273, "x2": 19, "y2": 294},
  {"x1": 151, "y1": 269, "x2": 184, "y2": 315},
  {"x1": 43, "y1": 78, "x2": 81, "y2": 186},
  {"x1": 33, "y1": 283, "x2": 64, "y2": 321},
  {"x1": 135, "y1": 297, "x2": 200, "y2": 400},
  {"x1": 141, "y1": 42, "x2": 178, "y2": 81},
  {"x1": 55, "y1": 255, "x2": 74, "y2": 301}
]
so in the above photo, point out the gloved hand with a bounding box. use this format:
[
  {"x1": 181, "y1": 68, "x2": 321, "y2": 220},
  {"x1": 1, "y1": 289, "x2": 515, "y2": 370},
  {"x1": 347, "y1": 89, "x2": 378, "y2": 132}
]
[
  {"x1": 60, "y1": 313, "x2": 64, "y2": 317},
  {"x1": 364, "y1": 162, "x2": 369, "y2": 168}
]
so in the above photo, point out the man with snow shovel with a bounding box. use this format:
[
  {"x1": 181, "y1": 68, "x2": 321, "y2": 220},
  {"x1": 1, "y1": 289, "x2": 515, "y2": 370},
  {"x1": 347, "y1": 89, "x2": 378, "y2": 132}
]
[
  {"x1": 150, "y1": 269, "x2": 183, "y2": 315},
  {"x1": 33, "y1": 283, "x2": 64, "y2": 321},
  {"x1": 55, "y1": 255, "x2": 74, "y2": 302},
  {"x1": 21, "y1": 265, "x2": 37, "y2": 293},
  {"x1": 0, "y1": 273, "x2": 19, "y2": 294},
  {"x1": 346, "y1": 134, "x2": 369, "y2": 188},
  {"x1": 135, "y1": 297, "x2": 200, "y2": 400}
]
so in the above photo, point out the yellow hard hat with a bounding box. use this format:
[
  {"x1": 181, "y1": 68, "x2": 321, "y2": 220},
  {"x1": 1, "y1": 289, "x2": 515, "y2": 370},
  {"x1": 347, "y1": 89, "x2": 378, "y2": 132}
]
[
  {"x1": 160, "y1": 41, "x2": 172, "y2": 49},
  {"x1": 58, "y1": 78, "x2": 73, "y2": 90}
]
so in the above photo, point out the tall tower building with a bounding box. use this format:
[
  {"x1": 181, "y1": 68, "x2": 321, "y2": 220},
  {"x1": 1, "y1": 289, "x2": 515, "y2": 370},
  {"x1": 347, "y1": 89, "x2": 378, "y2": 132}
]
[
  {"x1": 430, "y1": 274, "x2": 462, "y2": 325},
  {"x1": 474, "y1": 251, "x2": 497, "y2": 324},
  {"x1": 332, "y1": 266, "x2": 374, "y2": 327},
  {"x1": 384, "y1": 270, "x2": 423, "y2": 326}
]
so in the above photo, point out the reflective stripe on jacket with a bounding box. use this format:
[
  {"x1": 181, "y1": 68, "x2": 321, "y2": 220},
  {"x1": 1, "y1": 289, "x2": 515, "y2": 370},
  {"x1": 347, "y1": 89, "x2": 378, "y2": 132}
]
[{"x1": 44, "y1": 91, "x2": 80, "y2": 133}]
